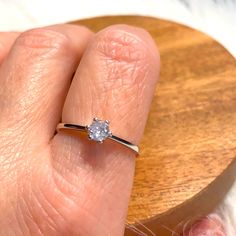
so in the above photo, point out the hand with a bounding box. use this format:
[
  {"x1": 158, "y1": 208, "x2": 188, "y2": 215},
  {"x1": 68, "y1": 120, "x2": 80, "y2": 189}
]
[{"x1": 0, "y1": 24, "x2": 159, "y2": 236}]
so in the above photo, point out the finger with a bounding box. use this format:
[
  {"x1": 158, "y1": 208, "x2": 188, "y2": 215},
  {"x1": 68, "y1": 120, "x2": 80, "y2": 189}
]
[
  {"x1": 53, "y1": 25, "x2": 160, "y2": 235},
  {"x1": 0, "y1": 32, "x2": 19, "y2": 64},
  {"x1": 182, "y1": 214, "x2": 225, "y2": 236},
  {"x1": 0, "y1": 24, "x2": 93, "y2": 141}
]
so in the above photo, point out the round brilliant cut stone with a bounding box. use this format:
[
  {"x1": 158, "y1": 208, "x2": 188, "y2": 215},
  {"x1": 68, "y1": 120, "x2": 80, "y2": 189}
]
[{"x1": 88, "y1": 119, "x2": 111, "y2": 142}]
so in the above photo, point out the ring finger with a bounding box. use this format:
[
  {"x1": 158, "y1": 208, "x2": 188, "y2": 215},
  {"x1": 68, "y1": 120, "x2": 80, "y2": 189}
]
[{"x1": 53, "y1": 24, "x2": 160, "y2": 236}]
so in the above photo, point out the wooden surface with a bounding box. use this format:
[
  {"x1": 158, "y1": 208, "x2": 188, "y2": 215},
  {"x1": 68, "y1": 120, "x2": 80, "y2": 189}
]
[{"x1": 74, "y1": 16, "x2": 236, "y2": 234}]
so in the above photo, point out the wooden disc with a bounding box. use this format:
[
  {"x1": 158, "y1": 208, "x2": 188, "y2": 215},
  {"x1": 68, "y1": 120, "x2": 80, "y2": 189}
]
[{"x1": 73, "y1": 16, "x2": 236, "y2": 233}]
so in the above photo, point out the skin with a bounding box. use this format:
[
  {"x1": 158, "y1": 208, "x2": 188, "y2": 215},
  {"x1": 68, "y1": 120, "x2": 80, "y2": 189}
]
[
  {"x1": 0, "y1": 24, "x2": 159, "y2": 236},
  {"x1": 0, "y1": 24, "x2": 226, "y2": 236}
]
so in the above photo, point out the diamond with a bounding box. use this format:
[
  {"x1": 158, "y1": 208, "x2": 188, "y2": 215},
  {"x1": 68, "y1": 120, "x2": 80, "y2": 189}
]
[{"x1": 87, "y1": 118, "x2": 111, "y2": 142}]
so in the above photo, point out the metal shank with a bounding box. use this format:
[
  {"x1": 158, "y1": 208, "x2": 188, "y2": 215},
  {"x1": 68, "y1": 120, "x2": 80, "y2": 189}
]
[{"x1": 56, "y1": 123, "x2": 139, "y2": 155}]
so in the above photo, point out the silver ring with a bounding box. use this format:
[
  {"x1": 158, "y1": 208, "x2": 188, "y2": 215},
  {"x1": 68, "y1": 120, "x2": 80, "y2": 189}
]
[{"x1": 56, "y1": 118, "x2": 139, "y2": 155}]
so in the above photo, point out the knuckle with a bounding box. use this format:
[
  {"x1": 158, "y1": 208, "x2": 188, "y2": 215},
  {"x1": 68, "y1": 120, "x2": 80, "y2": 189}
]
[
  {"x1": 15, "y1": 28, "x2": 71, "y2": 55},
  {"x1": 0, "y1": 42, "x2": 4, "y2": 58},
  {"x1": 0, "y1": 37, "x2": 7, "y2": 60},
  {"x1": 96, "y1": 26, "x2": 149, "y2": 63}
]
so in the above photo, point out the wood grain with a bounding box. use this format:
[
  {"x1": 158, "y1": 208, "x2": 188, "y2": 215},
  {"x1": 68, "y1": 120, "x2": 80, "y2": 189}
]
[{"x1": 73, "y1": 16, "x2": 236, "y2": 235}]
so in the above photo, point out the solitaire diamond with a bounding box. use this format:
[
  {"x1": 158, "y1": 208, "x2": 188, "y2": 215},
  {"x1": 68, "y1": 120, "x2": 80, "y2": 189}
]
[{"x1": 87, "y1": 118, "x2": 112, "y2": 142}]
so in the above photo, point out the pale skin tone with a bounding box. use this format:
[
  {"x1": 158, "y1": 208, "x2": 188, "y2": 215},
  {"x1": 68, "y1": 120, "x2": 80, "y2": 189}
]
[
  {"x1": 0, "y1": 24, "x2": 160, "y2": 235},
  {"x1": 0, "y1": 23, "x2": 227, "y2": 236}
]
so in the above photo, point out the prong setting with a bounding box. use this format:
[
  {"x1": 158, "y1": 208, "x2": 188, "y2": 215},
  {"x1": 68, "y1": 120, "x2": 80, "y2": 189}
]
[{"x1": 87, "y1": 118, "x2": 111, "y2": 143}]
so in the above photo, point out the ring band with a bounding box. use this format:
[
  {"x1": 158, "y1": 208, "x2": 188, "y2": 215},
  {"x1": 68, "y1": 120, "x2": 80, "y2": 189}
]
[{"x1": 56, "y1": 118, "x2": 139, "y2": 155}]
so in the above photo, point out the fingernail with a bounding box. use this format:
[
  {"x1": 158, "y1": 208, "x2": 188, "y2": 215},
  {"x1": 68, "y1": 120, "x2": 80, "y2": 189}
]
[{"x1": 183, "y1": 214, "x2": 225, "y2": 236}]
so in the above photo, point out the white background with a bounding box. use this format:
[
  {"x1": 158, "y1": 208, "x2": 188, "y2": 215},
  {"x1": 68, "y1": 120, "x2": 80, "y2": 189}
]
[{"x1": 0, "y1": 0, "x2": 236, "y2": 57}]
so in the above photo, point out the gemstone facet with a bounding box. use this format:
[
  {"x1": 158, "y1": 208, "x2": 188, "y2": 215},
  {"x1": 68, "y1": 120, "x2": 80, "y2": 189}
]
[{"x1": 87, "y1": 118, "x2": 111, "y2": 142}]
